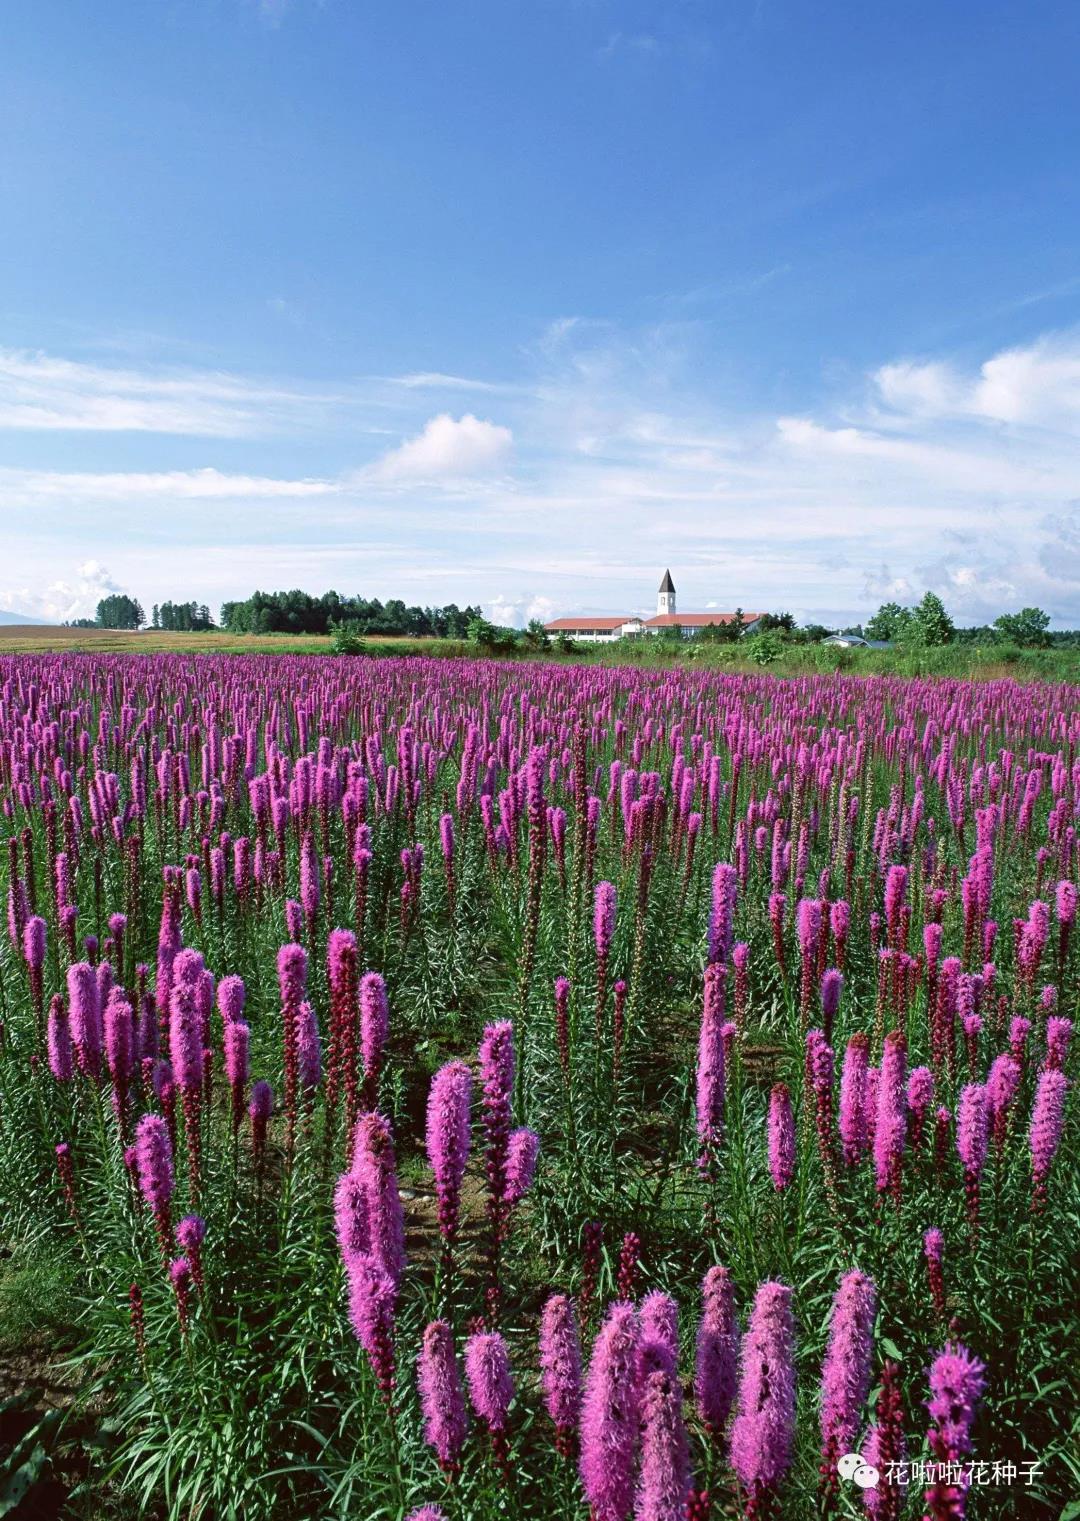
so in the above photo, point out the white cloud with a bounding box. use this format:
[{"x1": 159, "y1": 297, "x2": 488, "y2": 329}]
[
  {"x1": 370, "y1": 413, "x2": 513, "y2": 481},
  {"x1": 874, "y1": 360, "x2": 966, "y2": 419},
  {"x1": 874, "y1": 332, "x2": 1080, "y2": 429},
  {"x1": 0, "y1": 466, "x2": 338, "y2": 503},
  {"x1": 0, "y1": 348, "x2": 342, "y2": 436},
  {"x1": 0, "y1": 560, "x2": 128, "y2": 624},
  {"x1": 482, "y1": 594, "x2": 557, "y2": 629}
]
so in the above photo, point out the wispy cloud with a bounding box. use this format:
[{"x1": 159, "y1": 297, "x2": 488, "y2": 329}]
[
  {"x1": 0, "y1": 466, "x2": 339, "y2": 503},
  {"x1": 598, "y1": 32, "x2": 660, "y2": 61},
  {"x1": 392, "y1": 372, "x2": 515, "y2": 394},
  {"x1": 0, "y1": 348, "x2": 347, "y2": 436}
]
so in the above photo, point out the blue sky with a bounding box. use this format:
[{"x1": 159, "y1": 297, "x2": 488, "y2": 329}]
[{"x1": 3, "y1": 0, "x2": 1080, "y2": 626}]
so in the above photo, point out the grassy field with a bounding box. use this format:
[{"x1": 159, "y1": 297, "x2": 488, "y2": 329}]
[
  {"x1": 3, "y1": 624, "x2": 1080, "y2": 683},
  {"x1": 0, "y1": 627, "x2": 359, "y2": 655}
]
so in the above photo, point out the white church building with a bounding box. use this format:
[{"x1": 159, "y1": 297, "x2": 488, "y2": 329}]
[{"x1": 543, "y1": 571, "x2": 764, "y2": 643}]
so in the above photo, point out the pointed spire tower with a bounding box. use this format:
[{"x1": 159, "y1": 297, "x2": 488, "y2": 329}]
[{"x1": 657, "y1": 568, "x2": 676, "y2": 617}]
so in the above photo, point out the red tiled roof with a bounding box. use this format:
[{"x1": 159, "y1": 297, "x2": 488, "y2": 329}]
[
  {"x1": 645, "y1": 612, "x2": 764, "y2": 627},
  {"x1": 543, "y1": 616, "x2": 638, "y2": 631}
]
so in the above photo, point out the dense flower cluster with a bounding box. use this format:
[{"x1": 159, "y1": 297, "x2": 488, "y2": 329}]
[{"x1": 0, "y1": 654, "x2": 1073, "y2": 1519}]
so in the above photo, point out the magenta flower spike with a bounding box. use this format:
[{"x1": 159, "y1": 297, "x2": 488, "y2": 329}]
[
  {"x1": 479, "y1": 1019, "x2": 515, "y2": 1217},
  {"x1": 464, "y1": 1330, "x2": 515, "y2": 1433},
  {"x1": 346, "y1": 1251, "x2": 396, "y2": 1401},
  {"x1": 504, "y1": 1127, "x2": 540, "y2": 1205},
  {"x1": 1029, "y1": 1068, "x2": 1068, "y2": 1208},
  {"x1": 635, "y1": 1359, "x2": 691, "y2": 1521},
  {"x1": 539, "y1": 1293, "x2": 582, "y2": 1456},
  {"x1": 923, "y1": 1342, "x2": 985, "y2": 1519},
  {"x1": 639, "y1": 1290, "x2": 679, "y2": 1376},
  {"x1": 924, "y1": 1227, "x2": 947, "y2": 1319},
  {"x1": 334, "y1": 1168, "x2": 370, "y2": 1269},
  {"x1": 177, "y1": 1213, "x2": 207, "y2": 1291},
  {"x1": 168, "y1": 980, "x2": 203, "y2": 1092},
  {"x1": 67, "y1": 961, "x2": 102, "y2": 1079},
  {"x1": 818, "y1": 1270, "x2": 878, "y2": 1476},
  {"x1": 708, "y1": 863, "x2": 738, "y2": 965},
  {"x1": 351, "y1": 1112, "x2": 405, "y2": 1289},
  {"x1": 295, "y1": 1000, "x2": 322, "y2": 1092},
  {"x1": 839, "y1": 1033, "x2": 870, "y2": 1167},
  {"x1": 134, "y1": 1112, "x2": 174, "y2": 1211},
  {"x1": 1044, "y1": 1015, "x2": 1072, "y2": 1070},
  {"x1": 579, "y1": 1302, "x2": 641, "y2": 1521},
  {"x1": 217, "y1": 975, "x2": 246, "y2": 1025},
  {"x1": 594, "y1": 879, "x2": 617, "y2": 961},
  {"x1": 249, "y1": 1078, "x2": 273, "y2": 1172},
  {"x1": 767, "y1": 1084, "x2": 796, "y2": 1190},
  {"x1": 22, "y1": 914, "x2": 45, "y2": 970},
  {"x1": 956, "y1": 1084, "x2": 989, "y2": 1232},
  {"x1": 425, "y1": 1059, "x2": 472, "y2": 1247},
  {"x1": 134, "y1": 1111, "x2": 174, "y2": 1257},
  {"x1": 730, "y1": 1281, "x2": 796, "y2": 1511},
  {"x1": 223, "y1": 1020, "x2": 250, "y2": 1130},
  {"x1": 874, "y1": 1031, "x2": 907, "y2": 1201},
  {"x1": 696, "y1": 964, "x2": 727, "y2": 1163},
  {"x1": 695, "y1": 1264, "x2": 739, "y2": 1441},
  {"x1": 906, "y1": 1064, "x2": 935, "y2": 1149},
  {"x1": 359, "y1": 971, "x2": 389, "y2": 1099},
  {"x1": 47, "y1": 997, "x2": 74, "y2": 1083},
  {"x1": 820, "y1": 968, "x2": 843, "y2": 1041},
  {"x1": 417, "y1": 1319, "x2": 468, "y2": 1472}
]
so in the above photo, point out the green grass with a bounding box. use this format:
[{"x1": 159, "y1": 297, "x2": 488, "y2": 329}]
[
  {"x1": 1, "y1": 623, "x2": 1077, "y2": 683},
  {"x1": 0, "y1": 1245, "x2": 80, "y2": 1356}
]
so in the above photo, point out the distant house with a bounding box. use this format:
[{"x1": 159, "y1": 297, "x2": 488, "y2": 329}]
[
  {"x1": 543, "y1": 571, "x2": 763, "y2": 643},
  {"x1": 543, "y1": 616, "x2": 646, "y2": 643}
]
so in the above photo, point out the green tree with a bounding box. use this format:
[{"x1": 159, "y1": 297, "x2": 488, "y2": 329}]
[
  {"x1": 912, "y1": 591, "x2": 955, "y2": 647},
  {"x1": 96, "y1": 594, "x2": 144, "y2": 630},
  {"x1": 328, "y1": 620, "x2": 368, "y2": 656},
  {"x1": 746, "y1": 631, "x2": 784, "y2": 665},
  {"x1": 522, "y1": 618, "x2": 550, "y2": 652},
  {"x1": 758, "y1": 612, "x2": 795, "y2": 634},
  {"x1": 865, "y1": 602, "x2": 905, "y2": 641},
  {"x1": 993, "y1": 607, "x2": 1051, "y2": 648}
]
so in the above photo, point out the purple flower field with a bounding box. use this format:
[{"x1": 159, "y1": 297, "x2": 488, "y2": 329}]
[{"x1": 0, "y1": 652, "x2": 1076, "y2": 1520}]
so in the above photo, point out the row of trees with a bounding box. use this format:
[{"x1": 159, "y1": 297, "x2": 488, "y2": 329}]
[
  {"x1": 94, "y1": 594, "x2": 145, "y2": 630},
  {"x1": 863, "y1": 595, "x2": 1055, "y2": 649},
  {"x1": 219, "y1": 590, "x2": 483, "y2": 638},
  {"x1": 74, "y1": 587, "x2": 1062, "y2": 651},
  {"x1": 151, "y1": 602, "x2": 214, "y2": 631}
]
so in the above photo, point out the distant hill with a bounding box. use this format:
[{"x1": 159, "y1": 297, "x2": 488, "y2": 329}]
[{"x1": 0, "y1": 610, "x2": 38, "y2": 626}]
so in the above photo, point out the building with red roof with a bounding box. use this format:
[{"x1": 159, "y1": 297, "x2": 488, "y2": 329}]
[{"x1": 542, "y1": 572, "x2": 763, "y2": 642}]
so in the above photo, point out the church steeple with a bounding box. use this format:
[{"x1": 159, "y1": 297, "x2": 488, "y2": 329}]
[{"x1": 657, "y1": 569, "x2": 676, "y2": 617}]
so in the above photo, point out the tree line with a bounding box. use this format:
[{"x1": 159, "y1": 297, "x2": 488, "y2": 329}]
[
  {"x1": 218, "y1": 590, "x2": 483, "y2": 638},
  {"x1": 70, "y1": 586, "x2": 1071, "y2": 651},
  {"x1": 862, "y1": 594, "x2": 1059, "y2": 648}
]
